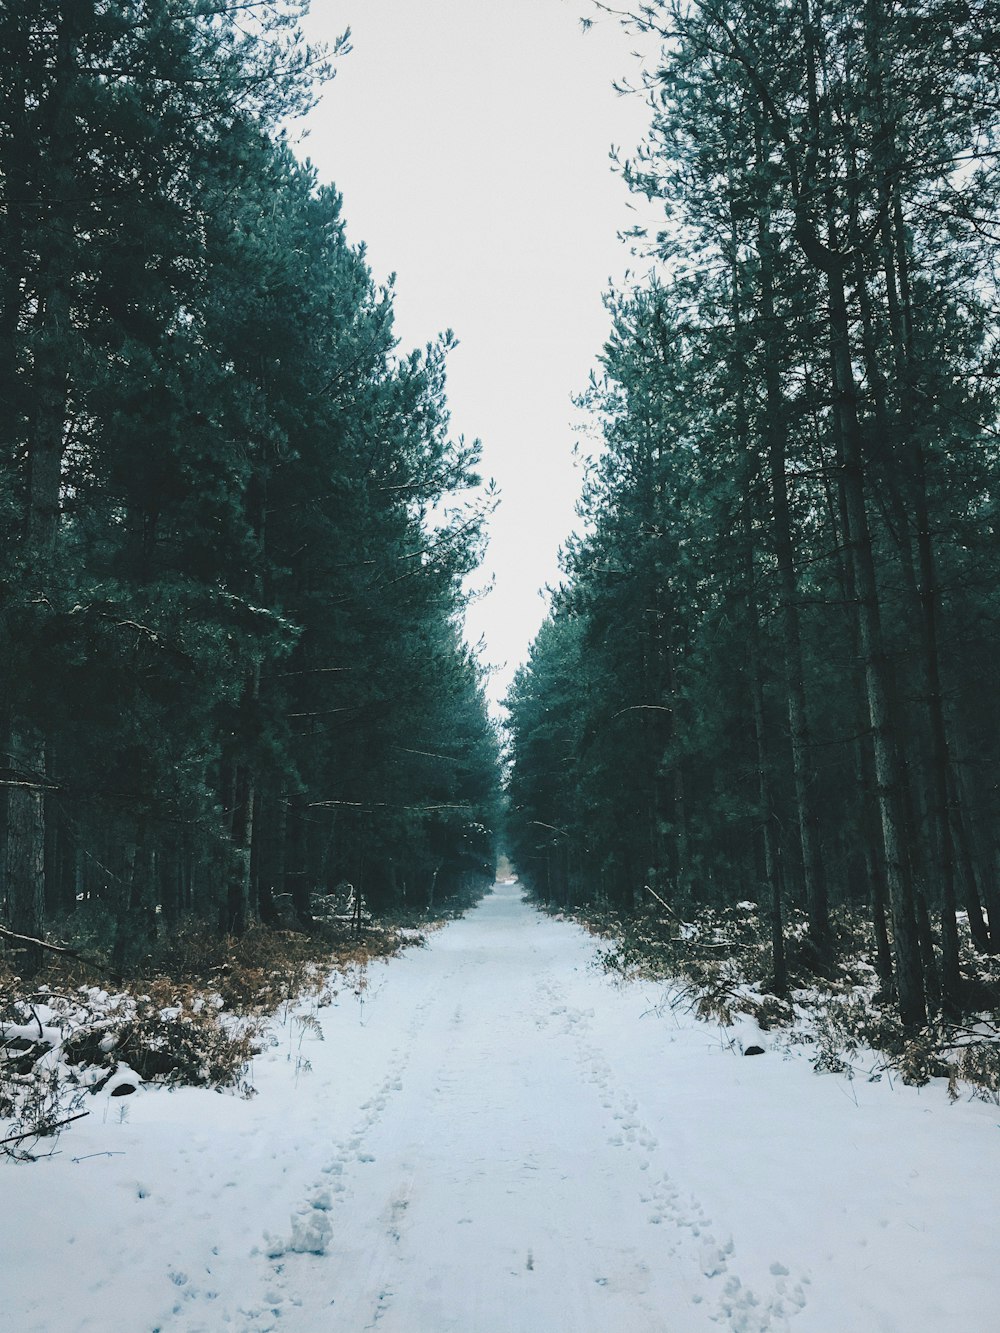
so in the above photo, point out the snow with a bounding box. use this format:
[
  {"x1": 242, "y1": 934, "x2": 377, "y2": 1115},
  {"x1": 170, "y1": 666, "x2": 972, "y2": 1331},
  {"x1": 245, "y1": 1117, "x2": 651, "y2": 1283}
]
[{"x1": 4, "y1": 882, "x2": 1000, "y2": 1332}]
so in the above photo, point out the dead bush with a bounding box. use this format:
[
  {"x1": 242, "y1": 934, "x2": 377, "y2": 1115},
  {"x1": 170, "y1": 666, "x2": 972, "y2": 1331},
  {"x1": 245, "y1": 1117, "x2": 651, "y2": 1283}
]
[{"x1": 949, "y1": 1039, "x2": 1000, "y2": 1103}]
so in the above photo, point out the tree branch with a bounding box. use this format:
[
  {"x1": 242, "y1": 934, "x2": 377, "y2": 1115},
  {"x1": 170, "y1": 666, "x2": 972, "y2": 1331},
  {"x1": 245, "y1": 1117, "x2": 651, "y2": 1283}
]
[
  {"x1": 0, "y1": 1111, "x2": 90, "y2": 1149},
  {"x1": 0, "y1": 926, "x2": 123, "y2": 985}
]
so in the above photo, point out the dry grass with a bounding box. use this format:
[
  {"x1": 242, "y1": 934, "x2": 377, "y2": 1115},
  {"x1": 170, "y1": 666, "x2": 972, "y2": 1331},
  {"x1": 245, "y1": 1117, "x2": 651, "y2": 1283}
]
[
  {"x1": 543, "y1": 893, "x2": 1000, "y2": 1102},
  {"x1": 1, "y1": 908, "x2": 435, "y2": 1153}
]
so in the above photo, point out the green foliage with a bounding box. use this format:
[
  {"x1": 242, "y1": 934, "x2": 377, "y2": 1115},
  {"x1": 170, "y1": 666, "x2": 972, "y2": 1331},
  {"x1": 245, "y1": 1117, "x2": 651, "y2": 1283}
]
[
  {"x1": 0, "y1": 0, "x2": 501, "y2": 964},
  {"x1": 506, "y1": 0, "x2": 1000, "y2": 1027}
]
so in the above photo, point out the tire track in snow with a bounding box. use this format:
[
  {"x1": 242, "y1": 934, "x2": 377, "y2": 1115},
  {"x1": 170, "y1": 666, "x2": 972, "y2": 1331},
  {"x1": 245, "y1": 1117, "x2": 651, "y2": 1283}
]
[
  {"x1": 350, "y1": 936, "x2": 674, "y2": 1333},
  {"x1": 238, "y1": 958, "x2": 470, "y2": 1331},
  {"x1": 298, "y1": 905, "x2": 680, "y2": 1331},
  {"x1": 156, "y1": 887, "x2": 809, "y2": 1332},
  {"x1": 154, "y1": 954, "x2": 467, "y2": 1333}
]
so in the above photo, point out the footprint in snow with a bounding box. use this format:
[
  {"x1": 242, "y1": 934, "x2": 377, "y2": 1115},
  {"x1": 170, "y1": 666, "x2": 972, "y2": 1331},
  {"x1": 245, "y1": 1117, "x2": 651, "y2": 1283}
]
[
  {"x1": 699, "y1": 1234, "x2": 734, "y2": 1278},
  {"x1": 266, "y1": 1198, "x2": 334, "y2": 1259},
  {"x1": 289, "y1": 1206, "x2": 333, "y2": 1256}
]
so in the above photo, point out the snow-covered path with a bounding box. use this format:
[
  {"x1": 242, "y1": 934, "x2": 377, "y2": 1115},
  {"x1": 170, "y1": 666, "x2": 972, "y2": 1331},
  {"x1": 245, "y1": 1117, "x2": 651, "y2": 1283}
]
[
  {"x1": 266, "y1": 883, "x2": 740, "y2": 1333},
  {"x1": 6, "y1": 883, "x2": 1000, "y2": 1332}
]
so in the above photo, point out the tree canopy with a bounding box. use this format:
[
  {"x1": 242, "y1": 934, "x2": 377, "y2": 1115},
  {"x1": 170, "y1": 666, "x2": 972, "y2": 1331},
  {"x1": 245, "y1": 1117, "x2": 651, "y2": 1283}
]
[
  {"x1": 1, "y1": 0, "x2": 501, "y2": 971},
  {"x1": 506, "y1": 0, "x2": 1000, "y2": 1026}
]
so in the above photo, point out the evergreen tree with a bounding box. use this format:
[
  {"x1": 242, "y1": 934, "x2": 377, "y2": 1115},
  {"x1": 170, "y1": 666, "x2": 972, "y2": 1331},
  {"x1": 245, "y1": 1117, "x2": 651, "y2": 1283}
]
[
  {"x1": 508, "y1": 0, "x2": 1000, "y2": 1025},
  {"x1": 0, "y1": 2, "x2": 500, "y2": 970}
]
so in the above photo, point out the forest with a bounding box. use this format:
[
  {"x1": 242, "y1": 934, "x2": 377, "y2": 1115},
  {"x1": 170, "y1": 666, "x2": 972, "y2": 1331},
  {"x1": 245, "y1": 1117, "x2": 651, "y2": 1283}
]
[
  {"x1": 6, "y1": 5, "x2": 1000, "y2": 1324},
  {"x1": 506, "y1": 0, "x2": 1000, "y2": 1032},
  {"x1": 0, "y1": 0, "x2": 501, "y2": 980},
  {"x1": 5, "y1": 0, "x2": 1000, "y2": 1051}
]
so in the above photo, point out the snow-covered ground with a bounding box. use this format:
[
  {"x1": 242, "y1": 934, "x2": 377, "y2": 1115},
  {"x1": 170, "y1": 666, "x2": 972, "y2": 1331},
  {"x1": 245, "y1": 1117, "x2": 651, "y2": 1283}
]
[{"x1": 4, "y1": 881, "x2": 1000, "y2": 1332}]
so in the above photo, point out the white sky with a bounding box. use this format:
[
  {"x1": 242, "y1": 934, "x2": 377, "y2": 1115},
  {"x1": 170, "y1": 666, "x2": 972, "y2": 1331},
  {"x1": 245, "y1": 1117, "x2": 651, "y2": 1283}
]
[{"x1": 298, "y1": 1, "x2": 651, "y2": 709}]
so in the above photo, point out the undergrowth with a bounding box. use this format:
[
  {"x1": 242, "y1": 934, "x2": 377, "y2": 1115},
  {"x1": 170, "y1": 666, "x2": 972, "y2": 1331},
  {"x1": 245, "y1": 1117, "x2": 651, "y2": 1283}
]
[
  {"x1": 1, "y1": 886, "x2": 473, "y2": 1161},
  {"x1": 548, "y1": 895, "x2": 1000, "y2": 1105}
]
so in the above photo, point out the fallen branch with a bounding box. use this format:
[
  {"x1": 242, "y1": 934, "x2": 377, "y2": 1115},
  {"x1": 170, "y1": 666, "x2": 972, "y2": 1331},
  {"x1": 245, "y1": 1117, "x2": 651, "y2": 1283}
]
[
  {"x1": 611, "y1": 704, "x2": 675, "y2": 720},
  {"x1": 641, "y1": 886, "x2": 753, "y2": 950},
  {"x1": 0, "y1": 926, "x2": 123, "y2": 985},
  {"x1": 643, "y1": 883, "x2": 690, "y2": 927},
  {"x1": 0, "y1": 1110, "x2": 89, "y2": 1149}
]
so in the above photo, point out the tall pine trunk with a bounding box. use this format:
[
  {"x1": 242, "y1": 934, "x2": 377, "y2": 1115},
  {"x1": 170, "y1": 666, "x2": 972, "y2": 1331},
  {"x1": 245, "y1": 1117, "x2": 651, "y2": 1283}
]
[
  {"x1": 756, "y1": 197, "x2": 829, "y2": 965},
  {"x1": 818, "y1": 428, "x2": 895, "y2": 987},
  {"x1": 784, "y1": 0, "x2": 926, "y2": 1025},
  {"x1": 825, "y1": 254, "x2": 925, "y2": 1027},
  {"x1": 726, "y1": 201, "x2": 788, "y2": 992},
  {"x1": 4, "y1": 6, "x2": 86, "y2": 971},
  {"x1": 4, "y1": 729, "x2": 46, "y2": 973},
  {"x1": 879, "y1": 181, "x2": 963, "y2": 1012}
]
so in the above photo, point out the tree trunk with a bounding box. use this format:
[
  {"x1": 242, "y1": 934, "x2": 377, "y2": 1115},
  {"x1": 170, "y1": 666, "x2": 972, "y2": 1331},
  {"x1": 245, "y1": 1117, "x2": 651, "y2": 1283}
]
[
  {"x1": 285, "y1": 797, "x2": 313, "y2": 928},
  {"x1": 818, "y1": 438, "x2": 895, "y2": 988},
  {"x1": 756, "y1": 203, "x2": 829, "y2": 965},
  {"x1": 4, "y1": 727, "x2": 46, "y2": 975},
  {"x1": 825, "y1": 254, "x2": 926, "y2": 1027},
  {"x1": 879, "y1": 188, "x2": 962, "y2": 1011},
  {"x1": 224, "y1": 761, "x2": 255, "y2": 936},
  {"x1": 3, "y1": 8, "x2": 87, "y2": 972}
]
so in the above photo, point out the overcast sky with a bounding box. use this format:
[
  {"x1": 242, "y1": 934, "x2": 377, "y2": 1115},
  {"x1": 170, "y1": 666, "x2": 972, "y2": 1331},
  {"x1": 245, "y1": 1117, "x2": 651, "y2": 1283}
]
[{"x1": 298, "y1": 1, "x2": 652, "y2": 709}]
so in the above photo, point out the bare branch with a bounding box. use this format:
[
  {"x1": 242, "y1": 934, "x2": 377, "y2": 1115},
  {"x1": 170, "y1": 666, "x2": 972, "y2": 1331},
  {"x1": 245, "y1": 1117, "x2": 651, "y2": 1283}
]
[
  {"x1": 0, "y1": 926, "x2": 123, "y2": 985},
  {"x1": 0, "y1": 1111, "x2": 90, "y2": 1150}
]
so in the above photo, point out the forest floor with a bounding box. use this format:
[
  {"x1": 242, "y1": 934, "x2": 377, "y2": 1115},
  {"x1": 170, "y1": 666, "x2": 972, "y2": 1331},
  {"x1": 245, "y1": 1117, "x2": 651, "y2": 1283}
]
[{"x1": 4, "y1": 880, "x2": 1000, "y2": 1333}]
